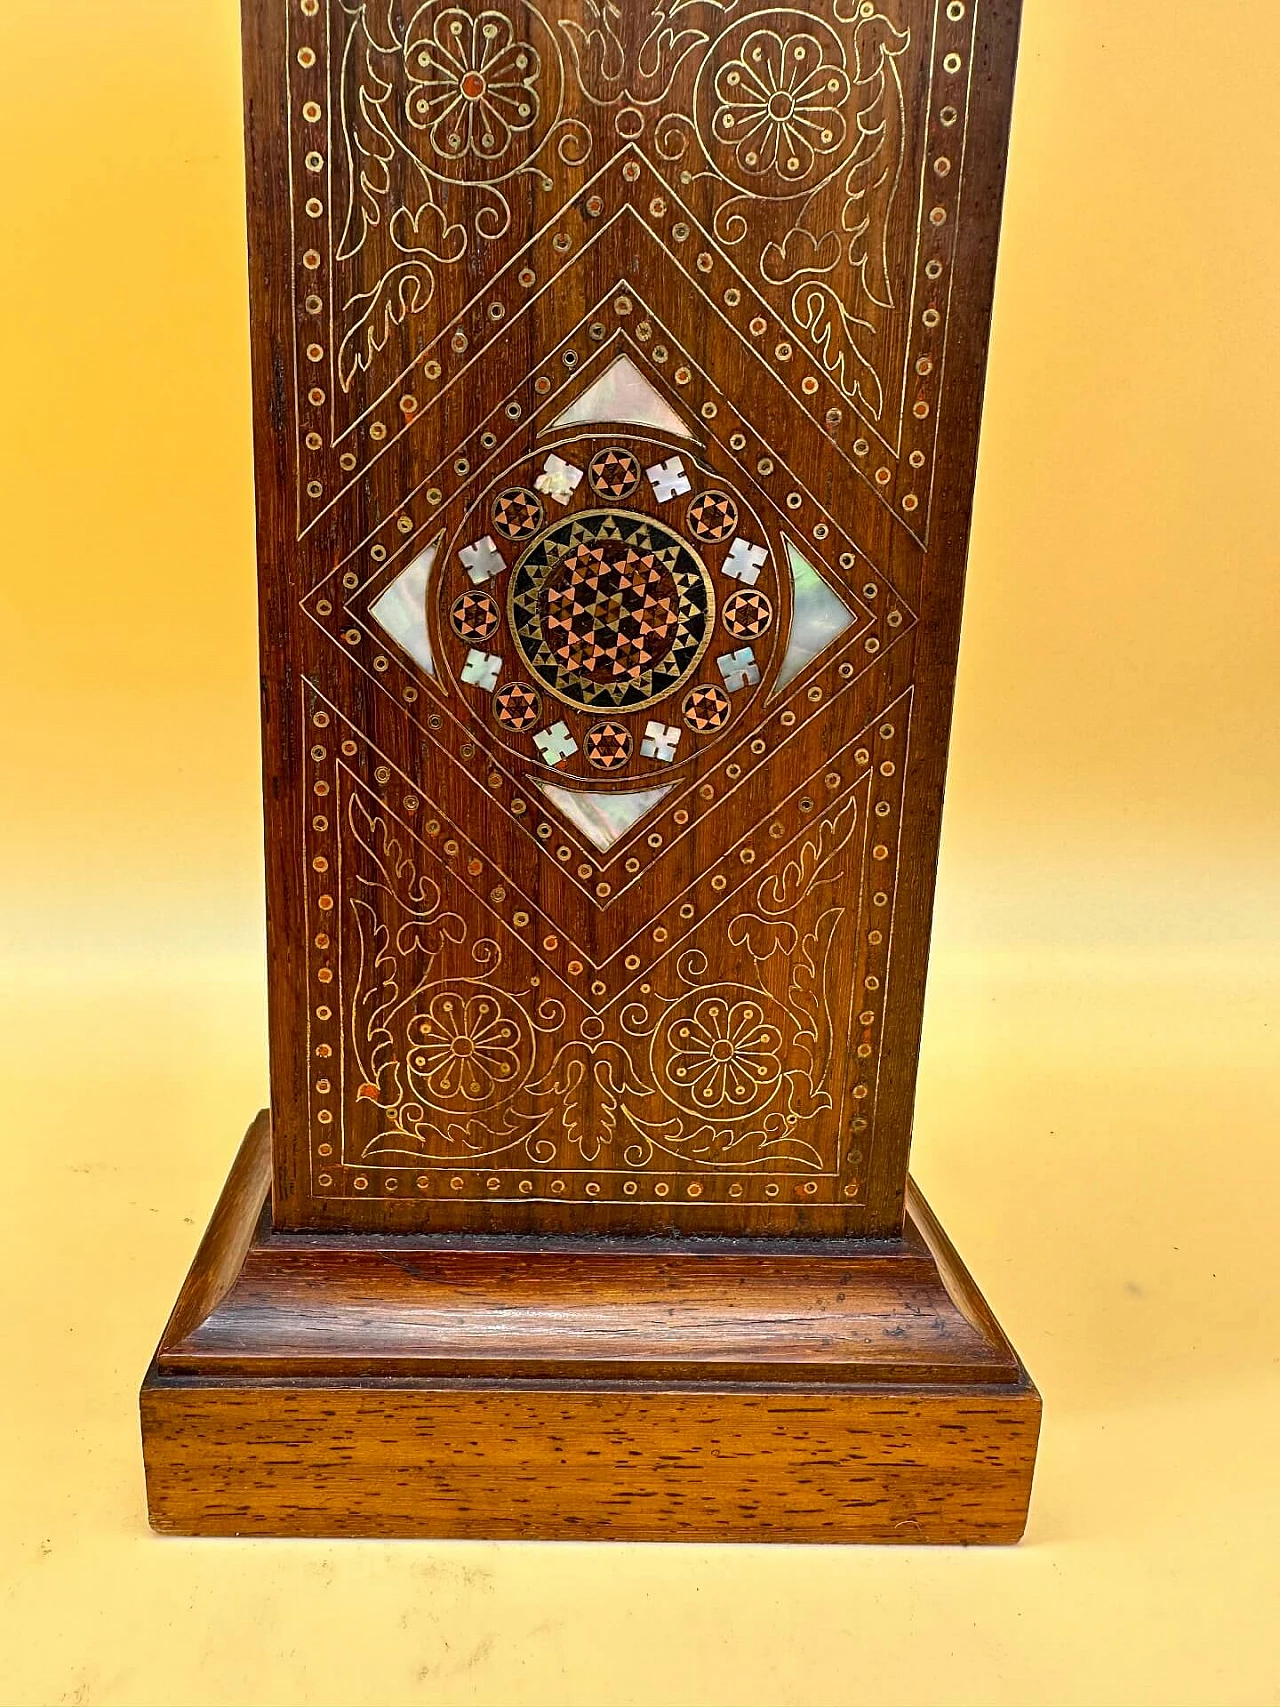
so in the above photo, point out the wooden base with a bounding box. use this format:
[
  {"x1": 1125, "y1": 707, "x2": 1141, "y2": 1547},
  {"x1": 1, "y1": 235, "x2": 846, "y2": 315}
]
[{"x1": 141, "y1": 1116, "x2": 1040, "y2": 1543}]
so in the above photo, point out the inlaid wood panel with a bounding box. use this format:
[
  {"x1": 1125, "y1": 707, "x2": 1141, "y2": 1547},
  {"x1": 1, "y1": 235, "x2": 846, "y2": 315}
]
[{"x1": 243, "y1": 0, "x2": 1022, "y2": 1232}]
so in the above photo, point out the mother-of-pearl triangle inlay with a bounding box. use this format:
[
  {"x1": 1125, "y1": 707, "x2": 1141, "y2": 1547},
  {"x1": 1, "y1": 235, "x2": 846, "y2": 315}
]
[
  {"x1": 550, "y1": 355, "x2": 693, "y2": 439},
  {"x1": 772, "y1": 540, "x2": 859, "y2": 695},
  {"x1": 534, "y1": 780, "x2": 675, "y2": 852},
  {"x1": 369, "y1": 539, "x2": 440, "y2": 676}
]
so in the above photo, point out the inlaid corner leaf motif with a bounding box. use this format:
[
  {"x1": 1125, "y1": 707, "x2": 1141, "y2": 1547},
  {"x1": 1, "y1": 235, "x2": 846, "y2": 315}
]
[
  {"x1": 559, "y1": 0, "x2": 724, "y2": 106},
  {"x1": 789, "y1": 281, "x2": 881, "y2": 413},
  {"x1": 336, "y1": 8, "x2": 464, "y2": 388},
  {"x1": 360, "y1": 1100, "x2": 553, "y2": 1162},
  {"x1": 351, "y1": 896, "x2": 410, "y2": 1106},
  {"x1": 757, "y1": 793, "x2": 858, "y2": 916},
  {"x1": 718, "y1": 791, "x2": 863, "y2": 1111},
  {"x1": 839, "y1": 4, "x2": 909, "y2": 310},
  {"x1": 395, "y1": 911, "x2": 468, "y2": 958},
  {"x1": 787, "y1": 905, "x2": 843, "y2": 1085},
  {"x1": 349, "y1": 792, "x2": 450, "y2": 921},
  {"x1": 620, "y1": 1081, "x2": 828, "y2": 1171},
  {"x1": 518, "y1": 1039, "x2": 657, "y2": 1163},
  {"x1": 760, "y1": 224, "x2": 843, "y2": 287},
  {"x1": 338, "y1": 15, "x2": 398, "y2": 256},
  {"x1": 777, "y1": 1069, "x2": 832, "y2": 1150},
  {"x1": 338, "y1": 201, "x2": 466, "y2": 389},
  {"x1": 346, "y1": 794, "x2": 468, "y2": 1107},
  {"x1": 727, "y1": 913, "x2": 798, "y2": 961}
]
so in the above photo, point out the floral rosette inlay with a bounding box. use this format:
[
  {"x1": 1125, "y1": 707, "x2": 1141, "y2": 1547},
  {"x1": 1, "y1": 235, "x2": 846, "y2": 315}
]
[
  {"x1": 405, "y1": 991, "x2": 528, "y2": 1101},
  {"x1": 711, "y1": 28, "x2": 851, "y2": 186},
  {"x1": 405, "y1": 7, "x2": 542, "y2": 168},
  {"x1": 664, "y1": 996, "x2": 783, "y2": 1112}
]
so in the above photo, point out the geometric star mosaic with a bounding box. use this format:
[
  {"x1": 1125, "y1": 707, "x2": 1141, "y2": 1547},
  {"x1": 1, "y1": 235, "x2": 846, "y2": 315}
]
[{"x1": 508, "y1": 510, "x2": 715, "y2": 713}]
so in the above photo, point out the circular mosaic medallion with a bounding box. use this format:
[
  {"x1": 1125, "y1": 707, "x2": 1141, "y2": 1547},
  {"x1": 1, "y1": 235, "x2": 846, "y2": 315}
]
[
  {"x1": 722, "y1": 587, "x2": 773, "y2": 640},
  {"x1": 587, "y1": 446, "x2": 642, "y2": 501},
  {"x1": 687, "y1": 489, "x2": 738, "y2": 543},
  {"x1": 682, "y1": 682, "x2": 732, "y2": 733},
  {"x1": 493, "y1": 680, "x2": 542, "y2": 732},
  {"x1": 491, "y1": 486, "x2": 544, "y2": 542},
  {"x1": 450, "y1": 588, "x2": 501, "y2": 642},
  {"x1": 584, "y1": 720, "x2": 633, "y2": 771},
  {"x1": 508, "y1": 509, "x2": 715, "y2": 713}
]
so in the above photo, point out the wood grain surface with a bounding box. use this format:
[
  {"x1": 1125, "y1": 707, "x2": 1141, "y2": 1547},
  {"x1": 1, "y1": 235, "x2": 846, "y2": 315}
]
[
  {"x1": 240, "y1": 0, "x2": 1025, "y2": 1236},
  {"x1": 142, "y1": 1383, "x2": 1041, "y2": 1543}
]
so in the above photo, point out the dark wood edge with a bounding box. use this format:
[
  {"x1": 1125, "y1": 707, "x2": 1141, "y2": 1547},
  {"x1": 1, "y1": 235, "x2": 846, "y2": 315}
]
[
  {"x1": 259, "y1": 1219, "x2": 919, "y2": 1258},
  {"x1": 153, "y1": 1349, "x2": 1021, "y2": 1387},
  {"x1": 142, "y1": 1366, "x2": 1042, "y2": 1403},
  {"x1": 154, "y1": 1111, "x2": 272, "y2": 1355}
]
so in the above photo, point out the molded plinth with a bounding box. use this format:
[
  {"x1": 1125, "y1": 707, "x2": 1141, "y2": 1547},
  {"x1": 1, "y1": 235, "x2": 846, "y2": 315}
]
[{"x1": 141, "y1": 1116, "x2": 1040, "y2": 1542}]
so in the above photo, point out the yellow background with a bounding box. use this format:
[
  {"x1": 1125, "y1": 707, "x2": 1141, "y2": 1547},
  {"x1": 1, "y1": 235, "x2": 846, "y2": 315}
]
[{"x1": 2, "y1": 1, "x2": 1277, "y2": 1702}]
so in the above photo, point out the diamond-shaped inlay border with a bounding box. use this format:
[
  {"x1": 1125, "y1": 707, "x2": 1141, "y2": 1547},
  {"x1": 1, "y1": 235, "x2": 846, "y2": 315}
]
[{"x1": 300, "y1": 296, "x2": 917, "y2": 952}]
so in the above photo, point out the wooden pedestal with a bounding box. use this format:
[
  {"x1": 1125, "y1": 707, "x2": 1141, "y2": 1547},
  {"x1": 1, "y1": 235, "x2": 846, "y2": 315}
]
[{"x1": 140, "y1": 1117, "x2": 1039, "y2": 1543}]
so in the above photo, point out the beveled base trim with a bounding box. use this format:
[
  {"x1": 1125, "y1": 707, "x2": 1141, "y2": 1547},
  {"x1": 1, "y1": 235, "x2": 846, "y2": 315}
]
[{"x1": 140, "y1": 1115, "x2": 1040, "y2": 1542}]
